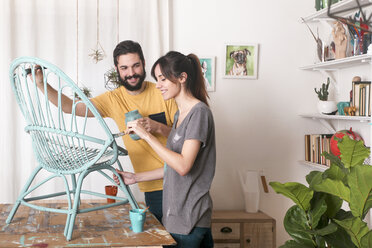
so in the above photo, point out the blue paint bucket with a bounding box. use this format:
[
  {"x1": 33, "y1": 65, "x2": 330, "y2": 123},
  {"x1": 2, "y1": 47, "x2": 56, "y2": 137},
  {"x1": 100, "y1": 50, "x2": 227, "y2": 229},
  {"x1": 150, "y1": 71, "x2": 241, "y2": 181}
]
[{"x1": 129, "y1": 208, "x2": 146, "y2": 233}]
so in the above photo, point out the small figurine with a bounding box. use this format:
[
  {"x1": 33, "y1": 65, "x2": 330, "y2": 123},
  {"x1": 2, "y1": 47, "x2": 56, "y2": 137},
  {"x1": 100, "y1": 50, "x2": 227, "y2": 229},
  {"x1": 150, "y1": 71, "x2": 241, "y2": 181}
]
[
  {"x1": 332, "y1": 21, "x2": 348, "y2": 59},
  {"x1": 344, "y1": 106, "x2": 356, "y2": 116}
]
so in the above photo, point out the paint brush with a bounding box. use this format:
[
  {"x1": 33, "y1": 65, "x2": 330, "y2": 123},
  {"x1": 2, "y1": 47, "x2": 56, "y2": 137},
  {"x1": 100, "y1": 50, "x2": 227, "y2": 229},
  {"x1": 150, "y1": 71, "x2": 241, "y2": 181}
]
[
  {"x1": 113, "y1": 131, "x2": 127, "y2": 138},
  {"x1": 142, "y1": 206, "x2": 150, "y2": 213}
]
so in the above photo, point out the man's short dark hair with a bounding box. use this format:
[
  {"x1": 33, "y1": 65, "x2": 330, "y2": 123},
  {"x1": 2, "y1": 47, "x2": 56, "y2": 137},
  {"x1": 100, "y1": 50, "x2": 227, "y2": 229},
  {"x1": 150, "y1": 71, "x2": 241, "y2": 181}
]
[{"x1": 113, "y1": 40, "x2": 145, "y2": 66}]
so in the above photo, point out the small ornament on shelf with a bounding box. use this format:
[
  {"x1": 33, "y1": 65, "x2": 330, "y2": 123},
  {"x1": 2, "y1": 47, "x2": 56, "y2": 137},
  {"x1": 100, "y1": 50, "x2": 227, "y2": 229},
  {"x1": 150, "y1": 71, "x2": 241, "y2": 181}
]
[
  {"x1": 332, "y1": 21, "x2": 348, "y2": 59},
  {"x1": 302, "y1": 18, "x2": 323, "y2": 62}
]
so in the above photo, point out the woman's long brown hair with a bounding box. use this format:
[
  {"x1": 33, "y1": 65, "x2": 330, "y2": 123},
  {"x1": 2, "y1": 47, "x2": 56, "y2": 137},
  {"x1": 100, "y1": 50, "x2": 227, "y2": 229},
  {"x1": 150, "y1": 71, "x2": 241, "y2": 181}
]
[{"x1": 151, "y1": 51, "x2": 209, "y2": 106}]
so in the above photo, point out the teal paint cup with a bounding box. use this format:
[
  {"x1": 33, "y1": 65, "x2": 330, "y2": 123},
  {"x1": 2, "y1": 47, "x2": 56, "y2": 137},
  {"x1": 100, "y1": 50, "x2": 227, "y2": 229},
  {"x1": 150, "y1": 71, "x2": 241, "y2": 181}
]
[
  {"x1": 125, "y1": 110, "x2": 142, "y2": 140},
  {"x1": 129, "y1": 208, "x2": 146, "y2": 233}
]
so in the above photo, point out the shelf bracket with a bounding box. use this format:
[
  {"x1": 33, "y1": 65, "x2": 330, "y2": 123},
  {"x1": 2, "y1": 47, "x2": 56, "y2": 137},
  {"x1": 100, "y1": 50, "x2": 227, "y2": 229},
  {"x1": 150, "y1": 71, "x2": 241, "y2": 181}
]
[
  {"x1": 318, "y1": 19, "x2": 333, "y2": 31},
  {"x1": 312, "y1": 69, "x2": 337, "y2": 83},
  {"x1": 314, "y1": 118, "x2": 336, "y2": 133}
]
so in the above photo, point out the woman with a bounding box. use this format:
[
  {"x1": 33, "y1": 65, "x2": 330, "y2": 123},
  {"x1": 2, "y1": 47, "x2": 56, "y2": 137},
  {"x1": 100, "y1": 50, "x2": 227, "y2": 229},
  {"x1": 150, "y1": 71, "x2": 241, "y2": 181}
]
[{"x1": 114, "y1": 51, "x2": 216, "y2": 247}]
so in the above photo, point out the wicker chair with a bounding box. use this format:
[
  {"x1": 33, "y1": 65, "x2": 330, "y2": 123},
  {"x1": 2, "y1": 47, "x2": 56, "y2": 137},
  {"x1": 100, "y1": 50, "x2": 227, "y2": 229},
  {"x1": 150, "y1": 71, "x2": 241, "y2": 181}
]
[{"x1": 6, "y1": 56, "x2": 138, "y2": 241}]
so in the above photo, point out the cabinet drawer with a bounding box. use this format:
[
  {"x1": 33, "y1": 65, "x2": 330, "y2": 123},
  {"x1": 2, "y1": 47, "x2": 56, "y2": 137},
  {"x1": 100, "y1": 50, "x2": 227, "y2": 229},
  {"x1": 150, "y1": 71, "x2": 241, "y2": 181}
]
[
  {"x1": 214, "y1": 243, "x2": 241, "y2": 248},
  {"x1": 212, "y1": 222, "x2": 240, "y2": 240},
  {"x1": 244, "y1": 222, "x2": 273, "y2": 248}
]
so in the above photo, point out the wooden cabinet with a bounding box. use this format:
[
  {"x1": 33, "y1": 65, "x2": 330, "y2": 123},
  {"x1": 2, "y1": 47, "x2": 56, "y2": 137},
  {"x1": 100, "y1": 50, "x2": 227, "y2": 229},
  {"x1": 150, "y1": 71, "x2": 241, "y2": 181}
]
[{"x1": 211, "y1": 210, "x2": 276, "y2": 248}]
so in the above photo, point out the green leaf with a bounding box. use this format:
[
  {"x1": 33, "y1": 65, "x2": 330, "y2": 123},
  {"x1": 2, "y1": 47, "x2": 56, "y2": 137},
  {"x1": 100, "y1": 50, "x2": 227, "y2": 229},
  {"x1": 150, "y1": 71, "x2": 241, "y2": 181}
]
[
  {"x1": 270, "y1": 182, "x2": 313, "y2": 211},
  {"x1": 306, "y1": 222, "x2": 338, "y2": 236},
  {"x1": 323, "y1": 222, "x2": 357, "y2": 248},
  {"x1": 323, "y1": 194, "x2": 343, "y2": 218},
  {"x1": 284, "y1": 206, "x2": 315, "y2": 246},
  {"x1": 315, "y1": 235, "x2": 327, "y2": 248},
  {"x1": 311, "y1": 192, "x2": 342, "y2": 218},
  {"x1": 323, "y1": 163, "x2": 347, "y2": 183},
  {"x1": 322, "y1": 151, "x2": 343, "y2": 168},
  {"x1": 348, "y1": 165, "x2": 372, "y2": 219},
  {"x1": 313, "y1": 178, "x2": 350, "y2": 203},
  {"x1": 306, "y1": 171, "x2": 323, "y2": 189},
  {"x1": 361, "y1": 231, "x2": 372, "y2": 248},
  {"x1": 339, "y1": 136, "x2": 370, "y2": 169},
  {"x1": 279, "y1": 240, "x2": 314, "y2": 248},
  {"x1": 310, "y1": 198, "x2": 327, "y2": 228},
  {"x1": 334, "y1": 217, "x2": 370, "y2": 248},
  {"x1": 334, "y1": 209, "x2": 354, "y2": 221}
]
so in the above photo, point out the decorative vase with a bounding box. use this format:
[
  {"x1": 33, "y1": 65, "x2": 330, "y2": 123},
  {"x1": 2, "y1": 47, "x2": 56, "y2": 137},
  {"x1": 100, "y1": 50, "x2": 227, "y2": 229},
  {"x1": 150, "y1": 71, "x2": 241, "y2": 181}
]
[
  {"x1": 239, "y1": 170, "x2": 260, "y2": 213},
  {"x1": 125, "y1": 109, "x2": 142, "y2": 140},
  {"x1": 317, "y1": 100, "x2": 337, "y2": 115}
]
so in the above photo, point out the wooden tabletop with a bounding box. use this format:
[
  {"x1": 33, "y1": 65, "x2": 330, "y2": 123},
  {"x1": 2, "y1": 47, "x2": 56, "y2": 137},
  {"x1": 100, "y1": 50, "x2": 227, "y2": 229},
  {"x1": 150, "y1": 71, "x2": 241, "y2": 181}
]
[{"x1": 0, "y1": 201, "x2": 175, "y2": 247}]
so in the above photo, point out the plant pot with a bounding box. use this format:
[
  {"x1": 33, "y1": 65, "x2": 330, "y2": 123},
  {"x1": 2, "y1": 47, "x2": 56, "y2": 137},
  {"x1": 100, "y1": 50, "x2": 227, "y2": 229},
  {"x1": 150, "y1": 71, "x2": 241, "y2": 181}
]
[{"x1": 317, "y1": 100, "x2": 337, "y2": 115}]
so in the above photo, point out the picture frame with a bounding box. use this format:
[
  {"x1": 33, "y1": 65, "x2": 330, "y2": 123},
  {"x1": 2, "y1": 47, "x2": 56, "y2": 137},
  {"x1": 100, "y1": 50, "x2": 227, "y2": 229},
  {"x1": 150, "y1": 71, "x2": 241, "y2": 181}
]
[
  {"x1": 199, "y1": 56, "x2": 216, "y2": 92},
  {"x1": 223, "y1": 43, "x2": 259, "y2": 79}
]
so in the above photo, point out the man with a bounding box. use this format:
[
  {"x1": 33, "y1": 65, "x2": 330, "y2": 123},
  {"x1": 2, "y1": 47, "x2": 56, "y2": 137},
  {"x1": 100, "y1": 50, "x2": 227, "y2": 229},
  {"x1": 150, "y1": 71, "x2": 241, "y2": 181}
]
[{"x1": 33, "y1": 40, "x2": 178, "y2": 222}]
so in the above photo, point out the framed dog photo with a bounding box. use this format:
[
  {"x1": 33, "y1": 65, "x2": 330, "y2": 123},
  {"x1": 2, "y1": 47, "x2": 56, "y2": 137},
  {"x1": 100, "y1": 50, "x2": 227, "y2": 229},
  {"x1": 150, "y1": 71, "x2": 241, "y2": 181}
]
[
  {"x1": 199, "y1": 56, "x2": 216, "y2": 92},
  {"x1": 223, "y1": 43, "x2": 259, "y2": 79}
]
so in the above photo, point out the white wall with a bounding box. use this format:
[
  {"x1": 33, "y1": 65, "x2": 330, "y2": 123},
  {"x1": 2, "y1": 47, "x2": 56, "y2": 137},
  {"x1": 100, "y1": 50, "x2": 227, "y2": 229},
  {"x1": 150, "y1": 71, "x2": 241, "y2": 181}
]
[{"x1": 171, "y1": 0, "x2": 327, "y2": 246}]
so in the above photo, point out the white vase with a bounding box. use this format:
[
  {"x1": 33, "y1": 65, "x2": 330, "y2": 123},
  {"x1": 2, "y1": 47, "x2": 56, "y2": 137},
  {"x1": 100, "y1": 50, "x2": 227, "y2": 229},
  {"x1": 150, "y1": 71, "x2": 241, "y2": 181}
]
[
  {"x1": 317, "y1": 100, "x2": 337, "y2": 114},
  {"x1": 239, "y1": 170, "x2": 260, "y2": 213}
]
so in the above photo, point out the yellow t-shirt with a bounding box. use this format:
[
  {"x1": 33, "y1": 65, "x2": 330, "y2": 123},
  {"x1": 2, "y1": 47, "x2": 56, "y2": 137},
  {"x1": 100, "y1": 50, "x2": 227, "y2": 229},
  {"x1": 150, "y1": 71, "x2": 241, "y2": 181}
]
[{"x1": 91, "y1": 82, "x2": 178, "y2": 192}]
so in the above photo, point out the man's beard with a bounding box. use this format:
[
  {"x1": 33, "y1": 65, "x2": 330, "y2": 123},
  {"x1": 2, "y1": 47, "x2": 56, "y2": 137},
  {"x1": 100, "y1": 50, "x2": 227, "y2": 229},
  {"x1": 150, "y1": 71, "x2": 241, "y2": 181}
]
[{"x1": 117, "y1": 69, "x2": 146, "y2": 92}]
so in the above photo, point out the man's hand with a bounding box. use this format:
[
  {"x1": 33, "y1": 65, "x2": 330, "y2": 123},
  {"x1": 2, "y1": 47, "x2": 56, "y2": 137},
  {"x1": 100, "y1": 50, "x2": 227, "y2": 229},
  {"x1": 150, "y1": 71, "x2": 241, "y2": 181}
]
[
  {"x1": 114, "y1": 169, "x2": 137, "y2": 185},
  {"x1": 27, "y1": 66, "x2": 44, "y2": 88},
  {"x1": 137, "y1": 117, "x2": 160, "y2": 133}
]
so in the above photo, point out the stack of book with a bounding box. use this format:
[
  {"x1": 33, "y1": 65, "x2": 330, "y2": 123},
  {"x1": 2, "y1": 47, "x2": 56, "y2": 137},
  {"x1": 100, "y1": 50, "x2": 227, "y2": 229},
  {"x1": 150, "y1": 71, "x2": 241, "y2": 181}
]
[
  {"x1": 305, "y1": 134, "x2": 333, "y2": 166},
  {"x1": 352, "y1": 81, "x2": 371, "y2": 116}
]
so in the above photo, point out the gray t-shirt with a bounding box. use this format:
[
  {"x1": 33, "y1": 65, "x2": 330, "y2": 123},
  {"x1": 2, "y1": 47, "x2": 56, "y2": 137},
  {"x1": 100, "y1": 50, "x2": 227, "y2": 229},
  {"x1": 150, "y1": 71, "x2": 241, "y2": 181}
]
[{"x1": 162, "y1": 102, "x2": 216, "y2": 235}]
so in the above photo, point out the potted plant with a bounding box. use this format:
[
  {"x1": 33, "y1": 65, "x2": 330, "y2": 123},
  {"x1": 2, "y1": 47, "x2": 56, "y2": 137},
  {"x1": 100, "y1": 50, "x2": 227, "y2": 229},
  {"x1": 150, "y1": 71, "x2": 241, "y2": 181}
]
[
  {"x1": 74, "y1": 85, "x2": 92, "y2": 100},
  {"x1": 315, "y1": 77, "x2": 337, "y2": 114},
  {"x1": 270, "y1": 136, "x2": 372, "y2": 248},
  {"x1": 104, "y1": 67, "x2": 120, "y2": 90}
]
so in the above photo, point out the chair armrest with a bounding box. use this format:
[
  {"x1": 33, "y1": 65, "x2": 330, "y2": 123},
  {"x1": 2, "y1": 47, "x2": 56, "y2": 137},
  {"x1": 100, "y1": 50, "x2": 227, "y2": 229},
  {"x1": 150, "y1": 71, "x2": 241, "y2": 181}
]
[
  {"x1": 117, "y1": 145, "x2": 128, "y2": 156},
  {"x1": 111, "y1": 133, "x2": 128, "y2": 156}
]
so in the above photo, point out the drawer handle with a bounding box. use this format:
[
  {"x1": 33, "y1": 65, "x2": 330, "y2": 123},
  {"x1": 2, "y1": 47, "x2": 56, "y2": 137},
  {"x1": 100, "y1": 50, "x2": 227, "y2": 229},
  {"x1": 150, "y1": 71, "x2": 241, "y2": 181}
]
[
  {"x1": 246, "y1": 238, "x2": 251, "y2": 243},
  {"x1": 220, "y1": 226, "x2": 232, "y2": 233}
]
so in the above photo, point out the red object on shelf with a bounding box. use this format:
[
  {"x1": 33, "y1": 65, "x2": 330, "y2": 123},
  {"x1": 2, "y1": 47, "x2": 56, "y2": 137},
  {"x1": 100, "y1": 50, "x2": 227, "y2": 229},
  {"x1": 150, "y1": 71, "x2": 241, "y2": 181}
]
[{"x1": 330, "y1": 128, "x2": 363, "y2": 157}]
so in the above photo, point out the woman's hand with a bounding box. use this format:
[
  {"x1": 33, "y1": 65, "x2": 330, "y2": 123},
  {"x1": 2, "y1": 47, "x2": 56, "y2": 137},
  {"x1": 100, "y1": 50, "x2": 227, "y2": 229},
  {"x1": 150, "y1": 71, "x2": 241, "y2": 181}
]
[
  {"x1": 126, "y1": 119, "x2": 151, "y2": 140},
  {"x1": 113, "y1": 169, "x2": 137, "y2": 185}
]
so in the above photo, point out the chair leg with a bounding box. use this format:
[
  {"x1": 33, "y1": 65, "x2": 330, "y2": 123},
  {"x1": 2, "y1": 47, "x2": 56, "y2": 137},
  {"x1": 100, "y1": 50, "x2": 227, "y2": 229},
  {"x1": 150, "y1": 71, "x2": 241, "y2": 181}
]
[
  {"x1": 70, "y1": 174, "x2": 81, "y2": 207},
  {"x1": 65, "y1": 171, "x2": 87, "y2": 241},
  {"x1": 6, "y1": 166, "x2": 42, "y2": 224},
  {"x1": 64, "y1": 213, "x2": 71, "y2": 237},
  {"x1": 112, "y1": 167, "x2": 139, "y2": 209}
]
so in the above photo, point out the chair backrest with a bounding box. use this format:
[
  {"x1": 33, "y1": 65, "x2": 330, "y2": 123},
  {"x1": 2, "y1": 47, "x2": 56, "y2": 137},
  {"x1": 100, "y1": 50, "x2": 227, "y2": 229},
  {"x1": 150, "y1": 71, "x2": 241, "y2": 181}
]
[{"x1": 9, "y1": 57, "x2": 118, "y2": 174}]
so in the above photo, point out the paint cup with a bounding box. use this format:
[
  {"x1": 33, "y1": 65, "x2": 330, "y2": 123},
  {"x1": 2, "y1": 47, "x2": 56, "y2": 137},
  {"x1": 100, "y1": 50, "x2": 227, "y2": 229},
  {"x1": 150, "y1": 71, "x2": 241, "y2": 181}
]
[
  {"x1": 105, "y1": 185, "x2": 118, "y2": 203},
  {"x1": 129, "y1": 208, "x2": 146, "y2": 233},
  {"x1": 125, "y1": 110, "x2": 142, "y2": 140}
]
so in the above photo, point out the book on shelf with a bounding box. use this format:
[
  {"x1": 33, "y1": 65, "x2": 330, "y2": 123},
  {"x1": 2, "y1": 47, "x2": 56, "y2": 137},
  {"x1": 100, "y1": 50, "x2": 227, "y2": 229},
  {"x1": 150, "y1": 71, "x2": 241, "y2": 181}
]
[
  {"x1": 304, "y1": 134, "x2": 333, "y2": 166},
  {"x1": 352, "y1": 81, "x2": 371, "y2": 116}
]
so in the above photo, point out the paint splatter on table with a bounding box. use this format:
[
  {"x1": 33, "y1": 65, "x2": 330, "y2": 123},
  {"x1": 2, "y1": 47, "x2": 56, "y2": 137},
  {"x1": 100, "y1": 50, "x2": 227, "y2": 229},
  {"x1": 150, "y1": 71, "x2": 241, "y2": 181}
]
[{"x1": 0, "y1": 201, "x2": 175, "y2": 247}]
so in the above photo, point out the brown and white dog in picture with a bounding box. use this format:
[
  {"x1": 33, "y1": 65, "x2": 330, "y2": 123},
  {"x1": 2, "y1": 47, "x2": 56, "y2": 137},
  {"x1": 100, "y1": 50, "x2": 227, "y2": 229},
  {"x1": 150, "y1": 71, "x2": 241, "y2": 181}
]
[{"x1": 229, "y1": 49, "x2": 251, "y2": 76}]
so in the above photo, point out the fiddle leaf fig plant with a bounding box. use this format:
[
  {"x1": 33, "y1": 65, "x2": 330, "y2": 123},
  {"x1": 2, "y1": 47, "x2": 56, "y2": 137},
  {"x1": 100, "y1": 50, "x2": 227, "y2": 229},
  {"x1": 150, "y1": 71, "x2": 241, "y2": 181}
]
[{"x1": 270, "y1": 136, "x2": 372, "y2": 248}]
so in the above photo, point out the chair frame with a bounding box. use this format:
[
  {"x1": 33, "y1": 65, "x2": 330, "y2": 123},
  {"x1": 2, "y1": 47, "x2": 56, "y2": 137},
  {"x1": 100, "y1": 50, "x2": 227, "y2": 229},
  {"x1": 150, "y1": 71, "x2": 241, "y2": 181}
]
[{"x1": 6, "y1": 57, "x2": 139, "y2": 241}]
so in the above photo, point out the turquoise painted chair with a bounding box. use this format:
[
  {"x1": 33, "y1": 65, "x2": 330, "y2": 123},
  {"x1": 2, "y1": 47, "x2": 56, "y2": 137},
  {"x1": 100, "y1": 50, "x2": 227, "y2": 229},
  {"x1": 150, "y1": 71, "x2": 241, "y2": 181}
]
[{"x1": 6, "y1": 57, "x2": 139, "y2": 241}]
